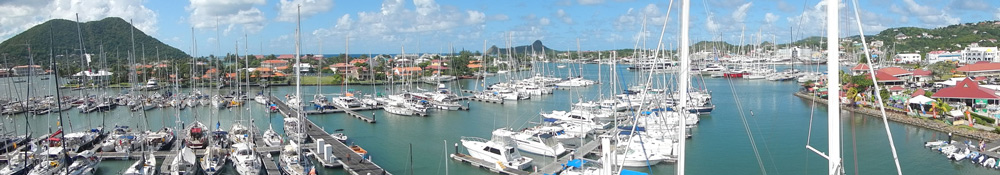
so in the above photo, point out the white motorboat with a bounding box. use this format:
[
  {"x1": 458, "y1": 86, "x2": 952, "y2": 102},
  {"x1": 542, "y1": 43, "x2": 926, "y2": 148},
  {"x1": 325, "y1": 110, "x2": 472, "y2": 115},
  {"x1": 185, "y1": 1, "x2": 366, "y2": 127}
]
[
  {"x1": 460, "y1": 129, "x2": 533, "y2": 170},
  {"x1": 122, "y1": 153, "x2": 156, "y2": 175},
  {"x1": 254, "y1": 94, "x2": 268, "y2": 105},
  {"x1": 231, "y1": 143, "x2": 261, "y2": 175},
  {"x1": 332, "y1": 96, "x2": 363, "y2": 108},
  {"x1": 555, "y1": 77, "x2": 597, "y2": 87},
  {"x1": 509, "y1": 128, "x2": 567, "y2": 157}
]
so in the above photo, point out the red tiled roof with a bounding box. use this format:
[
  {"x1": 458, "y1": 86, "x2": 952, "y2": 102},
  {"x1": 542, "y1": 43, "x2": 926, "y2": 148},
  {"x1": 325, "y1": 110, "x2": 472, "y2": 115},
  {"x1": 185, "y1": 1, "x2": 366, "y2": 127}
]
[
  {"x1": 277, "y1": 54, "x2": 295, "y2": 59},
  {"x1": 467, "y1": 64, "x2": 483, "y2": 68},
  {"x1": 888, "y1": 86, "x2": 905, "y2": 91},
  {"x1": 931, "y1": 78, "x2": 1000, "y2": 100},
  {"x1": 255, "y1": 67, "x2": 273, "y2": 72},
  {"x1": 911, "y1": 89, "x2": 925, "y2": 97},
  {"x1": 331, "y1": 63, "x2": 354, "y2": 68},
  {"x1": 913, "y1": 69, "x2": 932, "y2": 76},
  {"x1": 425, "y1": 65, "x2": 449, "y2": 70},
  {"x1": 262, "y1": 60, "x2": 288, "y2": 64},
  {"x1": 974, "y1": 77, "x2": 987, "y2": 81},
  {"x1": 349, "y1": 59, "x2": 368, "y2": 64},
  {"x1": 865, "y1": 70, "x2": 903, "y2": 82},
  {"x1": 877, "y1": 67, "x2": 912, "y2": 76},
  {"x1": 957, "y1": 62, "x2": 1000, "y2": 73},
  {"x1": 851, "y1": 64, "x2": 870, "y2": 71}
]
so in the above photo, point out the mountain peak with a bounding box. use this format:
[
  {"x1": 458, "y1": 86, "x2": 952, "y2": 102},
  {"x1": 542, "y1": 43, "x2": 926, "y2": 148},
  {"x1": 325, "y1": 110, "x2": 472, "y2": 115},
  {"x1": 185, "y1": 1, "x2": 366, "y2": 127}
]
[{"x1": 0, "y1": 17, "x2": 189, "y2": 65}]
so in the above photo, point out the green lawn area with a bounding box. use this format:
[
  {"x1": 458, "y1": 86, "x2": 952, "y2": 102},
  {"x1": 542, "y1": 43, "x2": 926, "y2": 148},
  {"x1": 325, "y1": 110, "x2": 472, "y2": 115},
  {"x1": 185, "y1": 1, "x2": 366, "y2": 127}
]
[{"x1": 299, "y1": 76, "x2": 342, "y2": 85}]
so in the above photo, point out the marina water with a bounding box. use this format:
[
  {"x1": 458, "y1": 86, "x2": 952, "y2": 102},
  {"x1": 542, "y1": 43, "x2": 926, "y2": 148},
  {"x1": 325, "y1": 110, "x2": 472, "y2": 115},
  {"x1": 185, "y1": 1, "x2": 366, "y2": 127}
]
[{"x1": 3, "y1": 63, "x2": 995, "y2": 174}]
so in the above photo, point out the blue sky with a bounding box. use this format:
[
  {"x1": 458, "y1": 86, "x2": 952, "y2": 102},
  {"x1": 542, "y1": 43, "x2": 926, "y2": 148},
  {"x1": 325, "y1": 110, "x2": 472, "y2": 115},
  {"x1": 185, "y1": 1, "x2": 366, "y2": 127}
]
[{"x1": 1, "y1": 0, "x2": 998, "y2": 56}]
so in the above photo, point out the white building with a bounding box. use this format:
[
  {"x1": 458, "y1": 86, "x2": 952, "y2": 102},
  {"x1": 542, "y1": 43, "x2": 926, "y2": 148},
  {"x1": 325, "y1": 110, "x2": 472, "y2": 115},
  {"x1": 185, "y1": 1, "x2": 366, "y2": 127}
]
[
  {"x1": 928, "y1": 52, "x2": 963, "y2": 64},
  {"x1": 962, "y1": 47, "x2": 998, "y2": 63},
  {"x1": 893, "y1": 53, "x2": 921, "y2": 63}
]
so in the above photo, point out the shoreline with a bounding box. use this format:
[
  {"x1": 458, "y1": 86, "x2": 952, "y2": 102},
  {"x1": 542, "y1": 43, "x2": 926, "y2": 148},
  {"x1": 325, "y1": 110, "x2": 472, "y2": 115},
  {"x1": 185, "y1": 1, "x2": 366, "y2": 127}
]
[{"x1": 793, "y1": 92, "x2": 1000, "y2": 141}]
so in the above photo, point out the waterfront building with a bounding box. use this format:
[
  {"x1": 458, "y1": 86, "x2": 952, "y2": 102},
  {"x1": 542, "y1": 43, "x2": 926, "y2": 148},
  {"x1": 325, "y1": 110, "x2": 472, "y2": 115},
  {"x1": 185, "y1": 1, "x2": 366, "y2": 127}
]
[
  {"x1": 962, "y1": 47, "x2": 999, "y2": 63},
  {"x1": 12, "y1": 65, "x2": 43, "y2": 76},
  {"x1": 262, "y1": 60, "x2": 290, "y2": 69},
  {"x1": 956, "y1": 62, "x2": 1000, "y2": 78},
  {"x1": 851, "y1": 63, "x2": 870, "y2": 75},
  {"x1": 931, "y1": 78, "x2": 1000, "y2": 107},
  {"x1": 928, "y1": 51, "x2": 963, "y2": 64}
]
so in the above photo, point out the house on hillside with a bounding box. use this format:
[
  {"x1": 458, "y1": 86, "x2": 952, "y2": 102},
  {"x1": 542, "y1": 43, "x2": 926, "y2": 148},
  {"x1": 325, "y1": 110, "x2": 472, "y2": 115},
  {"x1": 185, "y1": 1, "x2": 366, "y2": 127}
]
[
  {"x1": 893, "y1": 53, "x2": 921, "y2": 63},
  {"x1": 850, "y1": 64, "x2": 870, "y2": 75}
]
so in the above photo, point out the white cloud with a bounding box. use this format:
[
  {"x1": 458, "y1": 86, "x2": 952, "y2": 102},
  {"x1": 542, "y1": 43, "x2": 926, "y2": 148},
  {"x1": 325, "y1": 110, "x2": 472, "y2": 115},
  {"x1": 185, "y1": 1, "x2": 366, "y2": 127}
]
[
  {"x1": 764, "y1": 13, "x2": 779, "y2": 25},
  {"x1": 893, "y1": 0, "x2": 959, "y2": 27},
  {"x1": 996, "y1": 8, "x2": 1000, "y2": 20},
  {"x1": 706, "y1": 12, "x2": 720, "y2": 34},
  {"x1": 490, "y1": 14, "x2": 510, "y2": 21},
  {"x1": 187, "y1": 0, "x2": 267, "y2": 35},
  {"x1": 540, "y1": 18, "x2": 551, "y2": 25},
  {"x1": 556, "y1": 9, "x2": 573, "y2": 24},
  {"x1": 732, "y1": 2, "x2": 752, "y2": 23},
  {"x1": 613, "y1": 4, "x2": 671, "y2": 31},
  {"x1": 467, "y1": 11, "x2": 486, "y2": 24},
  {"x1": 310, "y1": 0, "x2": 487, "y2": 43},
  {"x1": 0, "y1": 0, "x2": 158, "y2": 41},
  {"x1": 276, "y1": 0, "x2": 335, "y2": 22},
  {"x1": 578, "y1": 0, "x2": 605, "y2": 5}
]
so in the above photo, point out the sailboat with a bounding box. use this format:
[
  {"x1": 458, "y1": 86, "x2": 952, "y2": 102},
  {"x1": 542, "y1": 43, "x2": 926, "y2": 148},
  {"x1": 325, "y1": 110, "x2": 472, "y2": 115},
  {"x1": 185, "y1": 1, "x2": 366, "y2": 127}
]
[
  {"x1": 0, "y1": 142, "x2": 40, "y2": 175},
  {"x1": 230, "y1": 37, "x2": 262, "y2": 175},
  {"x1": 281, "y1": 6, "x2": 316, "y2": 175},
  {"x1": 58, "y1": 150, "x2": 101, "y2": 175},
  {"x1": 168, "y1": 67, "x2": 198, "y2": 175}
]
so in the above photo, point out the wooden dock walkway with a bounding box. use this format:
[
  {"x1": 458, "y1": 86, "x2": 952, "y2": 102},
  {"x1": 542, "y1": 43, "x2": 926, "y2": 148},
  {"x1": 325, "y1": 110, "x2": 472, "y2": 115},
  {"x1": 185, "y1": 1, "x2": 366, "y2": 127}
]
[
  {"x1": 449, "y1": 153, "x2": 530, "y2": 175},
  {"x1": 270, "y1": 95, "x2": 391, "y2": 175},
  {"x1": 530, "y1": 139, "x2": 602, "y2": 175},
  {"x1": 269, "y1": 95, "x2": 378, "y2": 123}
]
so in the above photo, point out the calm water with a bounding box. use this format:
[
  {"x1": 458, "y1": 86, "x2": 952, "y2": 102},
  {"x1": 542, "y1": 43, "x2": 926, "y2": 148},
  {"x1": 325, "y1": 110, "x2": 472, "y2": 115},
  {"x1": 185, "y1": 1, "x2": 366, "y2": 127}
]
[{"x1": 1, "y1": 63, "x2": 995, "y2": 175}]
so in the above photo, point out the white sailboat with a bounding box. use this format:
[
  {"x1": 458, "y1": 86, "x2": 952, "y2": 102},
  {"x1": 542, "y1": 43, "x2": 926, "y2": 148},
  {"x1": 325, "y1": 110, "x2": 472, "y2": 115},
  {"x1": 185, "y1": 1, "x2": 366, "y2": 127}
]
[{"x1": 281, "y1": 6, "x2": 316, "y2": 175}]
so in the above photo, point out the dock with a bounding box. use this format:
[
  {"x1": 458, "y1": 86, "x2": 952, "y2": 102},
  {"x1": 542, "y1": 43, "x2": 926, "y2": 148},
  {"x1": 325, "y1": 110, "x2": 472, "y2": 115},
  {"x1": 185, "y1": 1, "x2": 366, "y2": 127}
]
[
  {"x1": 449, "y1": 153, "x2": 530, "y2": 175},
  {"x1": 270, "y1": 95, "x2": 391, "y2": 175},
  {"x1": 531, "y1": 139, "x2": 602, "y2": 175},
  {"x1": 270, "y1": 95, "x2": 378, "y2": 123},
  {"x1": 457, "y1": 91, "x2": 505, "y2": 104}
]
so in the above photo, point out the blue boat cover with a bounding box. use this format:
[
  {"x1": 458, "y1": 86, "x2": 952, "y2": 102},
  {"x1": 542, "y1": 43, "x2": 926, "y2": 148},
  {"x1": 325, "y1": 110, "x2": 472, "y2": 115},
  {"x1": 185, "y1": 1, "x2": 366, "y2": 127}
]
[
  {"x1": 620, "y1": 169, "x2": 648, "y2": 175},
  {"x1": 651, "y1": 108, "x2": 665, "y2": 112},
  {"x1": 641, "y1": 111, "x2": 652, "y2": 115},
  {"x1": 543, "y1": 118, "x2": 558, "y2": 122},
  {"x1": 565, "y1": 159, "x2": 585, "y2": 168},
  {"x1": 90, "y1": 129, "x2": 100, "y2": 132},
  {"x1": 617, "y1": 126, "x2": 646, "y2": 131}
]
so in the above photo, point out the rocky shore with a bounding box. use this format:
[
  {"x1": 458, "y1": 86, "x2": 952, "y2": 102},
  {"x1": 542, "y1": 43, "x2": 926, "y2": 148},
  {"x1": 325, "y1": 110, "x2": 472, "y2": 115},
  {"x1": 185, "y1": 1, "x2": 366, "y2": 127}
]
[{"x1": 794, "y1": 92, "x2": 1000, "y2": 141}]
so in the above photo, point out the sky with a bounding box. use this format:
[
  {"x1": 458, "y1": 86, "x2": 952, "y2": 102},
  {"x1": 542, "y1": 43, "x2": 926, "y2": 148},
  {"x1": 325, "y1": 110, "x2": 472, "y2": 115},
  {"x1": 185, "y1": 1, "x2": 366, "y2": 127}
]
[{"x1": 0, "y1": 0, "x2": 998, "y2": 57}]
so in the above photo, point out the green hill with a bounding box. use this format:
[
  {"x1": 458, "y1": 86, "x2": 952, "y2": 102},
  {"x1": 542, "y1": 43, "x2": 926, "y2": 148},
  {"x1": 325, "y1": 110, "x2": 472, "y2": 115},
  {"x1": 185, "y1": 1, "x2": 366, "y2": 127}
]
[
  {"x1": 487, "y1": 40, "x2": 558, "y2": 55},
  {"x1": 0, "y1": 17, "x2": 189, "y2": 66}
]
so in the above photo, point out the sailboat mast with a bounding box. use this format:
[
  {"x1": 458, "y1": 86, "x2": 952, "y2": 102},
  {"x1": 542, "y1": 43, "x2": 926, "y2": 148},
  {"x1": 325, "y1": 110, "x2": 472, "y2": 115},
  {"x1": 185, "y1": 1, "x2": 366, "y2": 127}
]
[
  {"x1": 678, "y1": 0, "x2": 690, "y2": 174},
  {"x1": 825, "y1": 0, "x2": 842, "y2": 174}
]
